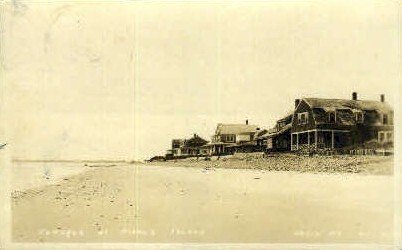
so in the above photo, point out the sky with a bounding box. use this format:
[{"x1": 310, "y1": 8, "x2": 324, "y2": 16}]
[{"x1": 2, "y1": 1, "x2": 399, "y2": 161}]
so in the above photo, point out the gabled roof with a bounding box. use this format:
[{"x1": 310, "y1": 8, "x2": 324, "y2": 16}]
[
  {"x1": 303, "y1": 98, "x2": 393, "y2": 113},
  {"x1": 183, "y1": 134, "x2": 208, "y2": 148},
  {"x1": 267, "y1": 123, "x2": 292, "y2": 137},
  {"x1": 254, "y1": 129, "x2": 269, "y2": 139},
  {"x1": 277, "y1": 111, "x2": 294, "y2": 122},
  {"x1": 216, "y1": 123, "x2": 259, "y2": 135}
]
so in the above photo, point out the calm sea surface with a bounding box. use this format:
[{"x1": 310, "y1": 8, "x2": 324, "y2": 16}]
[{"x1": 12, "y1": 161, "x2": 90, "y2": 191}]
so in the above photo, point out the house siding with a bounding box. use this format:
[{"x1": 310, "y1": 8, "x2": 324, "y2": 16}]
[
  {"x1": 236, "y1": 134, "x2": 251, "y2": 142},
  {"x1": 291, "y1": 100, "x2": 316, "y2": 133}
]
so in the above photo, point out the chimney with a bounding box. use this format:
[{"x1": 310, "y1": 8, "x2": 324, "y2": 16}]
[
  {"x1": 380, "y1": 94, "x2": 385, "y2": 103},
  {"x1": 352, "y1": 92, "x2": 357, "y2": 101},
  {"x1": 246, "y1": 119, "x2": 248, "y2": 125},
  {"x1": 295, "y1": 99, "x2": 300, "y2": 108}
]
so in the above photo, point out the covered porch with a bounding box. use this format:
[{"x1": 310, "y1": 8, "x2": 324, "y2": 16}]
[
  {"x1": 291, "y1": 129, "x2": 350, "y2": 151},
  {"x1": 225, "y1": 142, "x2": 257, "y2": 154},
  {"x1": 202, "y1": 142, "x2": 236, "y2": 156}
]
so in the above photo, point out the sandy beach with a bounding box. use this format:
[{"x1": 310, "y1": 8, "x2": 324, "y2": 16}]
[{"x1": 12, "y1": 158, "x2": 394, "y2": 244}]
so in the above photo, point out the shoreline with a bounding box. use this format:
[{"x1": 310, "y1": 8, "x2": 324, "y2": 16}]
[
  {"x1": 11, "y1": 154, "x2": 393, "y2": 196},
  {"x1": 11, "y1": 162, "x2": 134, "y2": 193}
]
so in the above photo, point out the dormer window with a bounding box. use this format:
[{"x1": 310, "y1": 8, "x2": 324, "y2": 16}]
[
  {"x1": 355, "y1": 111, "x2": 364, "y2": 124},
  {"x1": 383, "y1": 114, "x2": 389, "y2": 125},
  {"x1": 328, "y1": 111, "x2": 336, "y2": 123},
  {"x1": 297, "y1": 112, "x2": 308, "y2": 125}
]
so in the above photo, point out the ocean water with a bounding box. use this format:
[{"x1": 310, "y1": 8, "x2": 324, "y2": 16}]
[{"x1": 12, "y1": 161, "x2": 90, "y2": 191}]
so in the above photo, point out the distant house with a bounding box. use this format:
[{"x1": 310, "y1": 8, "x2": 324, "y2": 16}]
[
  {"x1": 181, "y1": 134, "x2": 209, "y2": 156},
  {"x1": 266, "y1": 112, "x2": 292, "y2": 152},
  {"x1": 207, "y1": 120, "x2": 260, "y2": 155},
  {"x1": 290, "y1": 93, "x2": 393, "y2": 151},
  {"x1": 168, "y1": 134, "x2": 208, "y2": 158},
  {"x1": 170, "y1": 139, "x2": 185, "y2": 157},
  {"x1": 253, "y1": 129, "x2": 269, "y2": 151}
]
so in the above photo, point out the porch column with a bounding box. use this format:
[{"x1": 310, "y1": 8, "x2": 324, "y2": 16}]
[
  {"x1": 315, "y1": 130, "x2": 318, "y2": 148},
  {"x1": 331, "y1": 131, "x2": 334, "y2": 149},
  {"x1": 296, "y1": 133, "x2": 299, "y2": 150},
  {"x1": 308, "y1": 132, "x2": 310, "y2": 145},
  {"x1": 290, "y1": 133, "x2": 293, "y2": 150}
]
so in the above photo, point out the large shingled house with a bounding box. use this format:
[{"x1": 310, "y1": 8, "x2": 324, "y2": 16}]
[{"x1": 290, "y1": 92, "x2": 393, "y2": 151}]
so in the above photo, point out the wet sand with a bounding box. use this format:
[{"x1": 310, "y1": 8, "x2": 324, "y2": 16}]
[{"x1": 11, "y1": 161, "x2": 394, "y2": 244}]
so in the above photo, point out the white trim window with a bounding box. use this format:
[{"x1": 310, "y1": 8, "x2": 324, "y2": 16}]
[
  {"x1": 297, "y1": 112, "x2": 308, "y2": 125},
  {"x1": 382, "y1": 114, "x2": 389, "y2": 125},
  {"x1": 378, "y1": 131, "x2": 385, "y2": 143},
  {"x1": 378, "y1": 131, "x2": 393, "y2": 143},
  {"x1": 328, "y1": 111, "x2": 336, "y2": 123},
  {"x1": 386, "y1": 131, "x2": 393, "y2": 142},
  {"x1": 355, "y1": 111, "x2": 364, "y2": 124},
  {"x1": 223, "y1": 134, "x2": 235, "y2": 143}
]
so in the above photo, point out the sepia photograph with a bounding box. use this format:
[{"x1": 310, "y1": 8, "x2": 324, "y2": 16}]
[{"x1": 0, "y1": 0, "x2": 400, "y2": 249}]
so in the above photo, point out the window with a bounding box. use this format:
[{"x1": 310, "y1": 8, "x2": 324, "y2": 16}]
[
  {"x1": 224, "y1": 135, "x2": 235, "y2": 142},
  {"x1": 378, "y1": 132, "x2": 385, "y2": 142},
  {"x1": 298, "y1": 112, "x2": 308, "y2": 125},
  {"x1": 355, "y1": 112, "x2": 364, "y2": 124},
  {"x1": 278, "y1": 121, "x2": 285, "y2": 129},
  {"x1": 328, "y1": 112, "x2": 336, "y2": 123},
  {"x1": 386, "y1": 132, "x2": 393, "y2": 142},
  {"x1": 382, "y1": 114, "x2": 389, "y2": 125}
]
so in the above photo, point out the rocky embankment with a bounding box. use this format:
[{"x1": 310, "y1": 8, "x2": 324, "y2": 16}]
[{"x1": 150, "y1": 153, "x2": 393, "y2": 175}]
